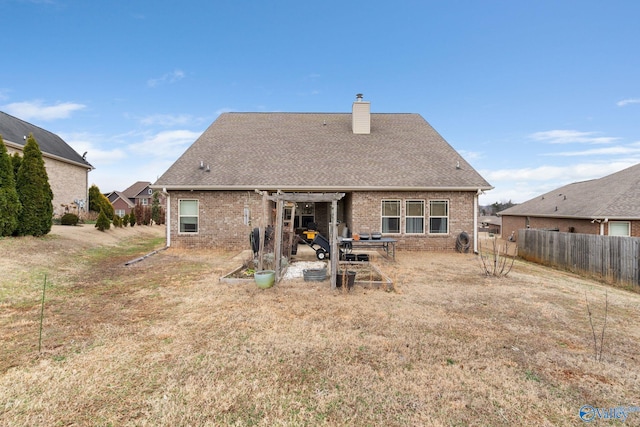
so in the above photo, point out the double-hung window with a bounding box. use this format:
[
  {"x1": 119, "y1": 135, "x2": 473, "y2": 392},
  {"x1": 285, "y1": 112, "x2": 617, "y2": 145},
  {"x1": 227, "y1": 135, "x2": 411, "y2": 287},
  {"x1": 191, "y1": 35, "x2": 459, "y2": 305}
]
[
  {"x1": 179, "y1": 199, "x2": 199, "y2": 233},
  {"x1": 429, "y1": 200, "x2": 449, "y2": 234},
  {"x1": 381, "y1": 200, "x2": 401, "y2": 234},
  {"x1": 405, "y1": 200, "x2": 425, "y2": 234}
]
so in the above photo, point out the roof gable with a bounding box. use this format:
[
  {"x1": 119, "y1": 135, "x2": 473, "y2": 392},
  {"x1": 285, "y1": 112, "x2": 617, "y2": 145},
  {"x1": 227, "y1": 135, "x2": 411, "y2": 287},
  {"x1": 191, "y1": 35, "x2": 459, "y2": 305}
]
[
  {"x1": 0, "y1": 111, "x2": 93, "y2": 169},
  {"x1": 122, "y1": 181, "x2": 152, "y2": 198},
  {"x1": 107, "y1": 191, "x2": 136, "y2": 208},
  {"x1": 155, "y1": 112, "x2": 491, "y2": 191},
  {"x1": 500, "y1": 163, "x2": 640, "y2": 220}
]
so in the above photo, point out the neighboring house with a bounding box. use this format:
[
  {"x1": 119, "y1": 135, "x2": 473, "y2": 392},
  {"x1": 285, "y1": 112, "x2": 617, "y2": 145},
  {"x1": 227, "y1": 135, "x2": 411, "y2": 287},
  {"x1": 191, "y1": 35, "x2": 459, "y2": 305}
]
[
  {"x1": 107, "y1": 181, "x2": 157, "y2": 217},
  {"x1": 153, "y1": 96, "x2": 492, "y2": 252},
  {"x1": 0, "y1": 111, "x2": 93, "y2": 216},
  {"x1": 107, "y1": 191, "x2": 136, "y2": 218},
  {"x1": 479, "y1": 215, "x2": 501, "y2": 235},
  {"x1": 500, "y1": 163, "x2": 640, "y2": 240}
]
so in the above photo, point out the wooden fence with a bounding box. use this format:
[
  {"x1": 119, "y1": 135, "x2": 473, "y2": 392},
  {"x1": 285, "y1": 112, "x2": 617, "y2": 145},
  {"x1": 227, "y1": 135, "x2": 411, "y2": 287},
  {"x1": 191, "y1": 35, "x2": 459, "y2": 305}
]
[{"x1": 518, "y1": 229, "x2": 640, "y2": 288}]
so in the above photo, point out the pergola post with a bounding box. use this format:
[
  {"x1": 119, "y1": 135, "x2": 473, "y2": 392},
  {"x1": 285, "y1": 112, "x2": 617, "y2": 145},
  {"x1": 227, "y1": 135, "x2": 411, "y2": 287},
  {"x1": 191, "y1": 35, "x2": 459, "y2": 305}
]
[
  {"x1": 330, "y1": 199, "x2": 339, "y2": 289},
  {"x1": 256, "y1": 191, "x2": 345, "y2": 286},
  {"x1": 274, "y1": 198, "x2": 284, "y2": 282}
]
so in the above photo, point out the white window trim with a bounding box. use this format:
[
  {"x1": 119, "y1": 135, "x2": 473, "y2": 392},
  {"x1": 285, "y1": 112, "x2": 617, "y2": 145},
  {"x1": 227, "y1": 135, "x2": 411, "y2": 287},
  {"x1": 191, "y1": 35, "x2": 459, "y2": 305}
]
[
  {"x1": 179, "y1": 199, "x2": 199, "y2": 234},
  {"x1": 405, "y1": 200, "x2": 425, "y2": 234},
  {"x1": 381, "y1": 199, "x2": 401, "y2": 234},
  {"x1": 428, "y1": 200, "x2": 449, "y2": 235},
  {"x1": 608, "y1": 221, "x2": 630, "y2": 237}
]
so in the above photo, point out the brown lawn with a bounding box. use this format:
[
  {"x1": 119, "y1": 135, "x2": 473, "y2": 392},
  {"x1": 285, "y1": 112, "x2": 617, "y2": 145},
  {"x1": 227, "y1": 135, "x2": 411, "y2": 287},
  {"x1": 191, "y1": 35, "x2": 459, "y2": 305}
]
[{"x1": 1, "y1": 225, "x2": 639, "y2": 426}]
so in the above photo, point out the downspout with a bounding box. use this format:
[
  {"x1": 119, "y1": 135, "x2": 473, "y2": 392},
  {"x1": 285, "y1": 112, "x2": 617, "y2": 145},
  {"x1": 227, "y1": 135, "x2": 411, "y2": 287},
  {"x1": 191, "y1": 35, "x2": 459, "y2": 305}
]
[
  {"x1": 163, "y1": 188, "x2": 171, "y2": 247},
  {"x1": 85, "y1": 168, "x2": 90, "y2": 219},
  {"x1": 473, "y1": 189, "x2": 482, "y2": 254}
]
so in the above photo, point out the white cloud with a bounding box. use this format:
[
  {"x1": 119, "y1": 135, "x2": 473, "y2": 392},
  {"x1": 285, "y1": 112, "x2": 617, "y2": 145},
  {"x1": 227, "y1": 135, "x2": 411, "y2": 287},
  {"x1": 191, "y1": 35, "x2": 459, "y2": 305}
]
[
  {"x1": 482, "y1": 161, "x2": 635, "y2": 183},
  {"x1": 457, "y1": 149, "x2": 483, "y2": 161},
  {"x1": 530, "y1": 130, "x2": 619, "y2": 145},
  {"x1": 1, "y1": 100, "x2": 86, "y2": 121},
  {"x1": 617, "y1": 98, "x2": 640, "y2": 107},
  {"x1": 129, "y1": 129, "x2": 201, "y2": 158},
  {"x1": 139, "y1": 113, "x2": 194, "y2": 126},
  {"x1": 550, "y1": 143, "x2": 640, "y2": 157},
  {"x1": 59, "y1": 132, "x2": 127, "y2": 164},
  {"x1": 147, "y1": 70, "x2": 185, "y2": 88},
  {"x1": 479, "y1": 160, "x2": 639, "y2": 204}
]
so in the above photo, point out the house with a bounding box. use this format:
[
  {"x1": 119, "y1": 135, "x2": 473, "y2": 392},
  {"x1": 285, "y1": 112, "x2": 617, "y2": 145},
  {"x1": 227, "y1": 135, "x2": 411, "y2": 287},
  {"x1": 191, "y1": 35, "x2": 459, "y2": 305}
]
[
  {"x1": 500, "y1": 162, "x2": 640, "y2": 239},
  {"x1": 153, "y1": 95, "x2": 492, "y2": 252},
  {"x1": 107, "y1": 181, "x2": 155, "y2": 218},
  {"x1": 479, "y1": 215, "x2": 502, "y2": 235},
  {"x1": 0, "y1": 111, "x2": 93, "y2": 216}
]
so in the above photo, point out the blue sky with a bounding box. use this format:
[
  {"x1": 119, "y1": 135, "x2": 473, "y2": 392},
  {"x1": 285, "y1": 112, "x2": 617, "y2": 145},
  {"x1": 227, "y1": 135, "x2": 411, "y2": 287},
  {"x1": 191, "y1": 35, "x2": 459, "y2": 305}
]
[{"x1": 2, "y1": 0, "x2": 639, "y2": 205}]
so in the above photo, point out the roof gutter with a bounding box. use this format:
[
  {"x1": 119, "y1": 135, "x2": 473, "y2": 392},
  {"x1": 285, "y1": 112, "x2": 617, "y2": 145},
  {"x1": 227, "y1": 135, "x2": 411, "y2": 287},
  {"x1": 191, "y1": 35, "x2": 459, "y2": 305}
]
[
  {"x1": 3, "y1": 139, "x2": 94, "y2": 170},
  {"x1": 151, "y1": 184, "x2": 495, "y2": 192},
  {"x1": 499, "y1": 212, "x2": 640, "y2": 221}
]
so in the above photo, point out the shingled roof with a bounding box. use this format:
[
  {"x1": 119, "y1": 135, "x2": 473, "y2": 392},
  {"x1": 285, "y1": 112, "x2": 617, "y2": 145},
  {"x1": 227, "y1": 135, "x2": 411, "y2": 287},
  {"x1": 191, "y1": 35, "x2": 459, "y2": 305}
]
[
  {"x1": 500, "y1": 163, "x2": 640, "y2": 220},
  {"x1": 155, "y1": 112, "x2": 491, "y2": 191},
  {"x1": 0, "y1": 111, "x2": 93, "y2": 169},
  {"x1": 122, "y1": 181, "x2": 152, "y2": 199}
]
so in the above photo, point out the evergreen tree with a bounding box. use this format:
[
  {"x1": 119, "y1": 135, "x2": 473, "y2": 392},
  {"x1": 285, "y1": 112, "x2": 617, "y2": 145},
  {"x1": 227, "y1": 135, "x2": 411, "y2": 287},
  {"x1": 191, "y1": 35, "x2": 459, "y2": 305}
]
[
  {"x1": 0, "y1": 136, "x2": 22, "y2": 236},
  {"x1": 11, "y1": 152, "x2": 21, "y2": 181},
  {"x1": 88, "y1": 184, "x2": 101, "y2": 213},
  {"x1": 151, "y1": 191, "x2": 161, "y2": 225},
  {"x1": 88, "y1": 184, "x2": 114, "y2": 220},
  {"x1": 95, "y1": 209, "x2": 111, "y2": 231},
  {"x1": 15, "y1": 134, "x2": 53, "y2": 236},
  {"x1": 491, "y1": 200, "x2": 516, "y2": 213}
]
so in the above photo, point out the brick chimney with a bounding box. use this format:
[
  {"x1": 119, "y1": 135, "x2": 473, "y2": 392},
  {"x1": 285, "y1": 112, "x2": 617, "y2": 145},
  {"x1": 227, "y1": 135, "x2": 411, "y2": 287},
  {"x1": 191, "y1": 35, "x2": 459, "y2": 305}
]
[{"x1": 352, "y1": 93, "x2": 370, "y2": 134}]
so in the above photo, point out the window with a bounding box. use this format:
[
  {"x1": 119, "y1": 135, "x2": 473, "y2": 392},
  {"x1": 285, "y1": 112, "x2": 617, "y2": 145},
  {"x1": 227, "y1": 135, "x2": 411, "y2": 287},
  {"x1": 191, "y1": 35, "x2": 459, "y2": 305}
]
[
  {"x1": 405, "y1": 200, "x2": 425, "y2": 234},
  {"x1": 141, "y1": 198, "x2": 148, "y2": 206},
  {"x1": 179, "y1": 199, "x2": 199, "y2": 233},
  {"x1": 381, "y1": 200, "x2": 401, "y2": 233},
  {"x1": 608, "y1": 221, "x2": 630, "y2": 237},
  {"x1": 115, "y1": 209, "x2": 125, "y2": 218},
  {"x1": 429, "y1": 200, "x2": 449, "y2": 234}
]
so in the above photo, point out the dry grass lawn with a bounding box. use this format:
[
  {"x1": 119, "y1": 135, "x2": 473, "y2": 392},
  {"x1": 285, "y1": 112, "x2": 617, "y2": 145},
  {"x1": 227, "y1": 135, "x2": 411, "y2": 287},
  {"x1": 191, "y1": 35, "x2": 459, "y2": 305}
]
[{"x1": 1, "y1": 226, "x2": 639, "y2": 426}]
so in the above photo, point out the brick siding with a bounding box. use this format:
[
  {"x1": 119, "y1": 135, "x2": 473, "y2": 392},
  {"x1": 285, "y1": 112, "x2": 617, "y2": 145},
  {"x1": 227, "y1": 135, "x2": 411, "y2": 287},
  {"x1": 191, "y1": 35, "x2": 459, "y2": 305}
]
[
  {"x1": 502, "y1": 215, "x2": 640, "y2": 240},
  {"x1": 168, "y1": 190, "x2": 478, "y2": 252}
]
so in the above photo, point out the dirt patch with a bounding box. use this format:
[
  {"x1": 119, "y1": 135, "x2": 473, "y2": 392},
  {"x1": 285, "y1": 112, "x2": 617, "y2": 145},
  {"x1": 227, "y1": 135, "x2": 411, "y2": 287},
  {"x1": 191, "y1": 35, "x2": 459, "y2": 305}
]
[{"x1": 1, "y1": 228, "x2": 639, "y2": 426}]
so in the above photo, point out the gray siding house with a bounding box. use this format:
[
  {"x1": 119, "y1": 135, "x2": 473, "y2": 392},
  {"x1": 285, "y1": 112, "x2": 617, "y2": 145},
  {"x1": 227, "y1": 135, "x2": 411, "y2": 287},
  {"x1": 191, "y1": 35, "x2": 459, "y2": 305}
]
[
  {"x1": 153, "y1": 96, "x2": 492, "y2": 252},
  {"x1": 0, "y1": 111, "x2": 93, "y2": 216}
]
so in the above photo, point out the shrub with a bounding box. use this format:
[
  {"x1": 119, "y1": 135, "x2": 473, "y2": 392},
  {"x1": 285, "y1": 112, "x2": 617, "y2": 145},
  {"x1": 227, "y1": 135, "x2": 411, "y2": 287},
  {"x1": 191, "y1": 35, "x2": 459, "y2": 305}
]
[
  {"x1": 122, "y1": 213, "x2": 129, "y2": 227},
  {"x1": 60, "y1": 213, "x2": 79, "y2": 226},
  {"x1": 129, "y1": 210, "x2": 136, "y2": 227},
  {"x1": 88, "y1": 184, "x2": 114, "y2": 220},
  {"x1": 95, "y1": 209, "x2": 111, "y2": 231}
]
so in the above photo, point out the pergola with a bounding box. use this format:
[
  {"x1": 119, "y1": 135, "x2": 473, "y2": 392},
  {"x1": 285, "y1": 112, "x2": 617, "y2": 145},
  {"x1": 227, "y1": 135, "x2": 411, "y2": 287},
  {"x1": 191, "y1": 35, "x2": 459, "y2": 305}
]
[{"x1": 255, "y1": 190, "x2": 345, "y2": 289}]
